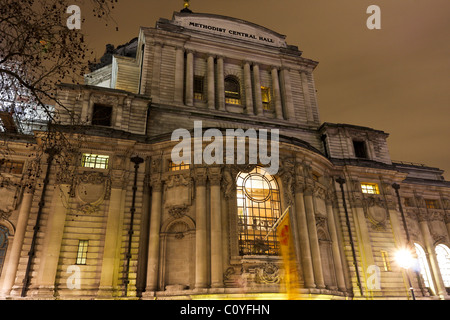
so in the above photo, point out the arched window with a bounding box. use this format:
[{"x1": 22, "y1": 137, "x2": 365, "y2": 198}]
[
  {"x1": 414, "y1": 243, "x2": 436, "y2": 294},
  {"x1": 435, "y1": 244, "x2": 450, "y2": 287},
  {"x1": 236, "y1": 167, "x2": 281, "y2": 256},
  {"x1": 225, "y1": 76, "x2": 241, "y2": 105},
  {"x1": 0, "y1": 226, "x2": 9, "y2": 277}
]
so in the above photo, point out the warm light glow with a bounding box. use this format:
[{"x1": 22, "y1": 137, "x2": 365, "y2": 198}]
[{"x1": 395, "y1": 249, "x2": 415, "y2": 269}]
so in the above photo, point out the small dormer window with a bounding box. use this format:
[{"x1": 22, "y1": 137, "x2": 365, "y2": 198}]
[
  {"x1": 92, "y1": 103, "x2": 112, "y2": 126},
  {"x1": 81, "y1": 154, "x2": 109, "y2": 169},
  {"x1": 353, "y1": 140, "x2": 368, "y2": 159}
]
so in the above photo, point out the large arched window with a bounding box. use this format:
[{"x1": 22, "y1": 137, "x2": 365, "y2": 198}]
[
  {"x1": 435, "y1": 244, "x2": 450, "y2": 288},
  {"x1": 236, "y1": 167, "x2": 281, "y2": 256},
  {"x1": 414, "y1": 243, "x2": 436, "y2": 294},
  {"x1": 225, "y1": 76, "x2": 241, "y2": 105},
  {"x1": 0, "y1": 226, "x2": 9, "y2": 277}
]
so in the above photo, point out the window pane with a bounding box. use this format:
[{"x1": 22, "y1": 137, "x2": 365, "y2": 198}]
[
  {"x1": 92, "y1": 104, "x2": 112, "y2": 126},
  {"x1": 237, "y1": 167, "x2": 281, "y2": 256},
  {"x1": 81, "y1": 154, "x2": 109, "y2": 169},
  {"x1": 361, "y1": 183, "x2": 379, "y2": 195},
  {"x1": 76, "y1": 240, "x2": 89, "y2": 265},
  {"x1": 415, "y1": 243, "x2": 436, "y2": 294},
  {"x1": 436, "y1": 244, "x2": 450, "y2": 287}
]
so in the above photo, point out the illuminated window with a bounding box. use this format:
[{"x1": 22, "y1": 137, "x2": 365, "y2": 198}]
[
  {"x1": 353, "y1": 140, "x2": 368, "y2": 159},
  {"x1": 92, "y1": 103, "x2": 112, "y2": 126},
  {"x1": 361, "y1": 183, "x2": 380, "y2": 195},
  {"x1": 381, "y1": 250, "x2": 391, "y2": 271},
  {"x1": 0, "y1": 159, "x2": 24, "y2": 174},
  {"x1": 225, "y1": 76, "x2": 241, "y2": 105},
  {"x1": 194, "y1": 76, "x2": 204, "y2": 101},
  {"x1": 425, "y1": 199, "x2": 440, "y2": 209},
  {"x1": 76, "y1": 240, "x2": 89, "y2": 265},
  {"x1": 415, "y1": 243, "x2": 436, "y2": 294},
  {"x1": 435, "y1": 244, "x2": 450, "y2": 287},
  {"x1": 261, "y1": 86, "x2": 272, "y2": 111},
  {"x1": 168, "y1": 160, "x2": 190, "y2": 171},
  {"x1": 237, "y1": 167, "x2": 281, "y2": 256},
  {"x1": 0, "y1": 226, "x2": 9, "y2": 277},
  {"x1": 81, "y1": 154, "x2": 109, "y2": 169}
]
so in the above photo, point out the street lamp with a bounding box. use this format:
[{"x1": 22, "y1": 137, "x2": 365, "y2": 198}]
[{"x1": 395, "y1": 248, "x2": 416, "y2": 300}]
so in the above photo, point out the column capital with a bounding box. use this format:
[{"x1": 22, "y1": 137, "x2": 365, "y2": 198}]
[
  {"x1": 208, "y1": 166, "x2": 222, "y2": 186},
  {"x1": 193, "y1": 167, "x2": 208, "y2": 187}
]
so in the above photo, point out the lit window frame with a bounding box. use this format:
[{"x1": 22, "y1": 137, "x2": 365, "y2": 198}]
[
  {"x1": 261, "y1": 86, "x2": 272, "y2": 111},
  {"x1": 236, "y1": 166, "x2": 281, "y2": 256},
  {"x1": 76, "y1": 240, "x2": 89, "y2": 265},
  {"x1": 168, "y1": 160, "x2": 190, "y2": 172},
  {"x1": 415, "y1": 243, "x2": 436, "y2": 294},
  {"x1": 0, "y1": 159, "x2": 24, "y2": 174},
  {"x1": 81, "y1": 154, "x2": 110, "y2": 170},
  {"x1": 435, "y1": 244, "x2": 450, "y2": 287},
  {"x1": 224, "y1": 76, "x2": 241, "y2": 105},
  {"x1": 381, "y1": 250, "x2": 392, "y2": 271},
  {"x1": 425, "y1": 199, "x2": 440, "y2": 210},
  {"x1": 361, "y1": 183, "x2": 380, "y2": 195}
]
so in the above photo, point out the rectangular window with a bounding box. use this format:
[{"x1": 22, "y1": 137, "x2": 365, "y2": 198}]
[
  {"x1": 81, "y1": 154, "x2": 109, "y2": 169},
  {"x1": 92, "y1": 103, "x2": 112, "y2": 126},
  {"x1": 194, "y1": 76, "x2": 204, "y2": 101},
  {"x1": 425, "y1": 199, "x2": 440, "y2": 209},
  {"x1": 381, "y1": 250, "x2": 391, "y2": 271},
  {"x1": 168, "y1": 160, "x2": 190, "y2": 171},
  {"x1": 0, "y1": 160, "x2": 24, "y2": 174},
  {"x1": 361, "y1": 183, "x2": 380, "y2": 195},
  {"x1": 353, "y1": 140, "x2": 368, "y2": 159},
  {"x1": 76, "y1": 240, "x2": 89, "y2": 265},
  {"x1": 404, "y1": 197, "x2": 414, "y2": 207},
  {"x1": 261, "y1": 86, "x2": 272, "y2": 111}
]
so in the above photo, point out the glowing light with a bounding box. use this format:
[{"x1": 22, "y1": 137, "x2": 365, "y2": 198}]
[{"x1": 395, "y1": 249, "x2": 415, "y2": 269}]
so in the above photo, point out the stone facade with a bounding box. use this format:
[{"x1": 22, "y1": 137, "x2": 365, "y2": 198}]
[{"x1": 0, "y1": 10, "x2": 449, "y2": 300}]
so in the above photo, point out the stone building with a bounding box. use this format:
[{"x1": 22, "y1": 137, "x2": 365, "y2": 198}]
[{"x1": 0, "y1": 8, "x2": 449, "y2": 300}]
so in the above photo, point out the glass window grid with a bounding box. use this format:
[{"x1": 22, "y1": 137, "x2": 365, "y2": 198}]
[
  {"x1": 261, "y1": 86, "x2": 272, "y2": 111},
  {"x1": 76, "y1": 240, "x2": 89, "y2": 265},
  {"x1": 425, "y1": 199, "x2": 440, "y2": 209},
  {"x1": 81, "y1": 154, "x2": 109, "y2": 169},
  {"x1": 237, "y1": 167, "x2": 281, "y2": 256},
  {"x1": 168, "y1": 160, "x2": 190, "y2": 171},
  {"x1": 0, "y1": 226, "x2": 8, "y2": 276},
  {"x1": 436, "y1": 244, "x2": 450, "y2": 287},
  {"x1": 0, "y1": 160, "x2": 24, "y2": 174},
  {"x1": 361, "y1": 183, "x2": 379, "y2": 195},
  {"x1": 415, "y1": 243, "x2": 436, "y2": 294},
  {"x1": 194, "y1": 76, "x2": 205, "y2": 101},
  {"x1": 225, "y1": 76, "x2": 241, "y2": 105}
]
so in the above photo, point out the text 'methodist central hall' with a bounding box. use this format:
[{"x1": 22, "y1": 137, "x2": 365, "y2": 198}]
[{"x1": 0, "y1": 6, "x2": 449, "y2": 300}]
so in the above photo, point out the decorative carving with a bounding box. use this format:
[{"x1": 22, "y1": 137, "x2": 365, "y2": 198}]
[
  {"x1": 168, "y1": 205, "x2": 189, "y2": 219},
  {"x1": 256, "y1": 263, "x2": 280, "y2": 284},
  {"x1": 164, "y1": 174, "x2": 192, "y2": 207},
  {"x1": 221, "y1": 167, "x2": 235, "y2": 199},
  {"x1": 76, "y1": 172, "x2": 108, "y2": 205},
  {"x1": 167, "y1": 221, "x2": 189, "y2": 240},
  {"x1": 0, "y1": 176, "x2": 22, "y2": 214},
  {"x1": 208, "y1": 166, "x2": 222, "y2": 186}
]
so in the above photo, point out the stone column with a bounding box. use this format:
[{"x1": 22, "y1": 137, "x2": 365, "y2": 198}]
[
  {"x1": 252, "y1": 64, "x2": 263, "y2": 116},
  {"x1": 185, "y1": 50, "x2": 194, "y2": 106},
  {"x1": 207, "y1": 55, "x2": 216, "y2": 110},
  {"x1": 293, "y1": 182, "x2": 315, "y2": 288},
  {"x1": 326, "y1": 199, "x2": 347, "y2": 291},
  {"x1": 418, "y1": 213, "x2": 447, "y2": 298},
  {"x1": 1, "y1": 191, "x2": 34, "y2": 296},
  {"x1": 271, "y1": 67, "x2": 284, "y2": 120},
  {"x1": 174, "y1": 46, "x2": 185, "y2": 104},
  {"x1": 303, "y1": 185, "x2": 326, "y2": 289},
  {"x1": 194, "y1": 168, "x2": 208, "y2": 289},
  {"x1": 216, "y1": 56, "x2": 225, "y2": 111},
  {"x1": 144, "y1": 179, "x2": 163, "y2": 293},
  {"x1": 35, "y1": 184, "x2": 71, "y2": 297},
  {"x1": 243, "y1": 61, "x2": 254, "y2": 115},
  {"x1": 97, "y1": 182, "x2": 126, "y2": 298},
  {"x1": 279, "y1": 68, "x2": 296, "y2": 121},
  {"x1": 209, "y1": 167, "x2": 223, "y2": 288}
]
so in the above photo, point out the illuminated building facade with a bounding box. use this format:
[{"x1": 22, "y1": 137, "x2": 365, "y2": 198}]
[{"x1": 0, "y1": 8, "x2": 449, "y2": 300}]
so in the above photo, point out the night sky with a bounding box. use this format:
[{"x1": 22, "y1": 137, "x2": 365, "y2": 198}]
[{"x1": 79, "y1": 0, "x2": 449, "y2": 179}]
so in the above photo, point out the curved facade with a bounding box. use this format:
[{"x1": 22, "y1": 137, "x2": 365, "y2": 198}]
[{"x1": 0, "y1": 10, "x2": 449, "y2": 300}]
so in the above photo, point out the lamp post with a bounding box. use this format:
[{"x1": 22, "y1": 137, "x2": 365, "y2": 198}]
[{"x1": 395, "y1": 249, "x2": 416, "y2": 300}]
